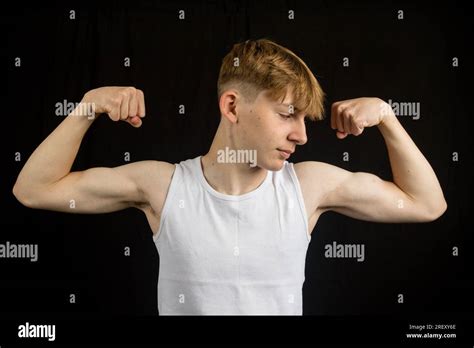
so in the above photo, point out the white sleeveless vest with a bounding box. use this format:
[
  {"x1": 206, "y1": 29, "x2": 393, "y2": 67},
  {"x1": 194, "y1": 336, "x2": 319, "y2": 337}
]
[{"x1": 153, "y1": 156, "x2": 311, "y2": 315}]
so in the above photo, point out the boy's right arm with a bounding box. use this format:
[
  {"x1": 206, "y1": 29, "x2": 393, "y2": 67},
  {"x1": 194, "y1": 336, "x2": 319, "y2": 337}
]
[{"x1": 12, "y1": 86, "x2": 171, "y2": 214}]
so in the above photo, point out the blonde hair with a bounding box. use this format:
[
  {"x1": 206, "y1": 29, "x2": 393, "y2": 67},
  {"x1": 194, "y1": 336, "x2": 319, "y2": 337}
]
[{"x1": 217, "y1": 38, "x2": 325, "y2": 121}]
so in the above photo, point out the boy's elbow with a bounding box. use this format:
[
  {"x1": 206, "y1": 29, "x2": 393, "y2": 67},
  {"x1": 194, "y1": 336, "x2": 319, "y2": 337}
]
[
  {"x1": 426, "y1": 200, "x2": 448, "y2": 222},
  {"x1": 12, "y1": 183, "x2": 37, "y2": 208}
]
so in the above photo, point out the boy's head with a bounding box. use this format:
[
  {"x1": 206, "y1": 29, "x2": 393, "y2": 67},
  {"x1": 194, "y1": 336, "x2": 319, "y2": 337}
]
[
  {"x1": 217, "y1": 38, "x2": 325, "y2": 121},
  {"x1": 216, "y1": 39, "x2": 325, "y2": 171}
]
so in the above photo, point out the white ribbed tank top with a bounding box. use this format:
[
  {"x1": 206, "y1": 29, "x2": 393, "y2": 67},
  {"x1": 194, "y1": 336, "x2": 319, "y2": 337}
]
[{"x1": 153, "y1": 156, "x2": 311, "y2": 315}]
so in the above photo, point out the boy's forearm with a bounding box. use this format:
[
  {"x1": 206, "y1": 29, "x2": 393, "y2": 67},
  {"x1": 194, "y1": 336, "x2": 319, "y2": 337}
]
[
  {"x1": 377, "y1": 112, "x2": 447, "y2": 215},
  {"x1": 14, "y1": 105, "x2": 97, "y2": 192}
]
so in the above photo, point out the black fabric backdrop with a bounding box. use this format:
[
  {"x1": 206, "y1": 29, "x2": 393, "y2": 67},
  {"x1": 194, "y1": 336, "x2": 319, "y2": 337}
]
[{"x1": 3, "y1": 0, "x2": 473, "y2": 344}]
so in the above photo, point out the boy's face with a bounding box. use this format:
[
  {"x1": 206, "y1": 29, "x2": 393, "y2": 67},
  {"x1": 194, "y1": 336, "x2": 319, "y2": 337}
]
[{"x1": 234, "y1": 87, "x2": 308, "y2": 171}]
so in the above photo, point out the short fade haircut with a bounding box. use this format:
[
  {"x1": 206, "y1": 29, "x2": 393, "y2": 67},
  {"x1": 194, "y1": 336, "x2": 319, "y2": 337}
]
[{"x1": 217, "y1": 38, "x2": 326, "y2": 121}]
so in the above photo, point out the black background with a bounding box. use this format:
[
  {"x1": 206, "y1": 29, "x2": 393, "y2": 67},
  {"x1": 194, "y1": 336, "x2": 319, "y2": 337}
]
[{"x1": 3, "y1": 0, "x2": 473, "y2": 344}]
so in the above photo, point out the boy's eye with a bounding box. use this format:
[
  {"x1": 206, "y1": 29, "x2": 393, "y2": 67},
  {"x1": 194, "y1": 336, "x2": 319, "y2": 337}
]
[{"x1": 279, "y1": 113, "x2": 291, "y2": 119}]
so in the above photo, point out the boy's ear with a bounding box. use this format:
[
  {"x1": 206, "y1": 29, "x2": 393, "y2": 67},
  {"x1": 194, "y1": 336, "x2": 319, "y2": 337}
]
[{"x1": 219, "y1": 90, "x2": 239, "y2": 124}]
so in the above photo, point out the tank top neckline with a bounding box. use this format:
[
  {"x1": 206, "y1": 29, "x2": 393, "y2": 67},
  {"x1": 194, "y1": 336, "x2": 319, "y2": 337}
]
[{"x1": 195, "y1": 155, "x2": 273, "y2": 201}]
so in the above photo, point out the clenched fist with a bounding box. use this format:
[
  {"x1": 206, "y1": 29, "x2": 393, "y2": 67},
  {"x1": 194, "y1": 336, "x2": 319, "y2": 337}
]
[
  {"x1": 82, "y1": 86, "x2": 146, "y2": 127},
  {"x1": 330, "y1": 97, "x2": 392, "y2": 139}
]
